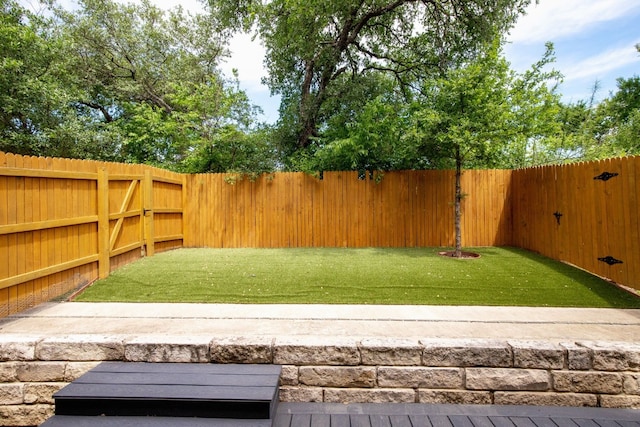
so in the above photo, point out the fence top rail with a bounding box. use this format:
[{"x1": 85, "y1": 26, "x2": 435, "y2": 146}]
[
  {"x1": 0, "y1": 167, "x2": 98, "y2": 180},
  {"x1": 0, "y1": 167, "x2": 184, "y2": 185},
  {"x1": 152, "y1": 175, "x2": 183, "y2": 185}
]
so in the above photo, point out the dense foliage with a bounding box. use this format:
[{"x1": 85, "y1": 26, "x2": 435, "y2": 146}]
[
  {"x1": 1, "y1": 0, "x2": 638, "y2": 173},
  {"x1": 1, "y1": 0, "x2": 274, "y2": 172}
]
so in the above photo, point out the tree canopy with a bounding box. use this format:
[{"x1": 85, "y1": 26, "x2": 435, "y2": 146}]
[
  {"x1": 224, "y1": 0, "x2": 532, "y2": 150},
  {"x1": 1, "y1": 0, "x2": 274, "y2": 172},
  {"x1": 1, "y1": 0, "x2": 638, "y2": 173}
]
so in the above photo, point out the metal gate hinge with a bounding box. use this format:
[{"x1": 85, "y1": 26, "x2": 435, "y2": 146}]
[
  {"x1": 598, "y1": 256, "x2": 623, "y2": 266},
  {"x1": 594, "y1": 172, "x2": 618, "y2": 181}
]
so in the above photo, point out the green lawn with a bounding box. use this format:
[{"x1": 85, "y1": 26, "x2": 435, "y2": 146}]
[{"x1": 75, "y1": 247, "x2": 640, "y2": 308}]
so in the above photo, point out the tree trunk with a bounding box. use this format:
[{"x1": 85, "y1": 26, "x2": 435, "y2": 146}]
[{"x1": 454, "y1": 146, "x2": 463, "y2": 258}]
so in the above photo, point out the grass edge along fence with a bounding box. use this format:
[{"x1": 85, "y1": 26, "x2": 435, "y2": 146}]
[{"x1": 1, "y1": 151, "x2": 639, "y2": 316}]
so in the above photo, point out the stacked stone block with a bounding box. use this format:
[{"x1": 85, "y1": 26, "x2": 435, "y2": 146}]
[{"x1": 1, "y1": 335, "x2": 640, "y2": 426}]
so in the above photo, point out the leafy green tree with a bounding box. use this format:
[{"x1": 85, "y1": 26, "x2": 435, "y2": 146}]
[
  {"x1": 218, "y1": 0, "x2": 532, "y2": 151},
  {"x1": 548, "y1": 75, "x2": 640, "y2": 163},
  {"x1": 409, "y1": 40, "x2": 560, "y2": 256},
  {"x1": 0, "y1": 0, "x2": 71, "y2": 156},
  {"x1": 1, "y1": 0, "x2": 275, "y2": 172},
  {"x1": 289, "y1": 74, "x2": 416, "y2": 172},
  {"x1": 595, "y1": 76, "x2": 640, "y2": 156},
  {"x1": 55, "y1": 0, "x2": 241, "y2": 167}
]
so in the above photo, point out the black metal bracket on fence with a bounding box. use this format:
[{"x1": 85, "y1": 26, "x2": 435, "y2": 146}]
[
  {"x1": 553, "y1": 211, "x2": 563, "y2": 225},
  {"x1": 598, "y1": 256, "x2": 623, "y2": 266},
  {"x1": 594, "y1": 172, "x2": 619, "y2": 181}
]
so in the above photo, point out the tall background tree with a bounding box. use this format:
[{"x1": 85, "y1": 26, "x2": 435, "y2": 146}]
[
  {"x1": 212, "y1": 0, "x2": 532, "y2": 158},
  {"x1": 1, "y1": 0, "x2": 275, "y2": 172}
]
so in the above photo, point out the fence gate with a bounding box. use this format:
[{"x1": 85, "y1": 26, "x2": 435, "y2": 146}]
[{"x1": 98, "y1": 169, "x2": 154, "y2": 278}]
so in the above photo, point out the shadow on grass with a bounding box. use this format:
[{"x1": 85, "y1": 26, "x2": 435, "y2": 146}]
[
  {"x1": 368, "y1": 246, "x2": 640, "y2": 308},
  {"x1": 488, "y1": 246, "x2": 640, "y2": 309}
]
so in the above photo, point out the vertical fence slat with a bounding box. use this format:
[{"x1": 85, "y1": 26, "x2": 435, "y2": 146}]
[
  {"x1": 0, "y1": 152, "x2": 7, "y2": 316},
  {"x1": 143, "y1": 170, "x2": 155, "y2": 256},
  {"x1": 624, "y1": 157, "x2": 640, "y2": 286},
  {"x1": 97, "y1": 169, "x2": 110, "y2": 278}
]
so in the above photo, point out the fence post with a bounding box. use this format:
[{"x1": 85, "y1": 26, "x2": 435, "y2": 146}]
[
  {"x1": 181, "y1": 174, "x2": 188, "y2": 247},
  {"x1": 143, "y1": 169, "x2": 155, "y2": 256},
  {"x1": 97, "y1": 168, "x2": 110, "y2": 278}
]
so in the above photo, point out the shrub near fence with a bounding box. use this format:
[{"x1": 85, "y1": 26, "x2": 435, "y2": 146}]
[
  {"x1": 0, "y1": 152, "x2": 185, "y2": 317},
  {"x1": 1, "y1": 152, "x2": 639, "y2": 317}
]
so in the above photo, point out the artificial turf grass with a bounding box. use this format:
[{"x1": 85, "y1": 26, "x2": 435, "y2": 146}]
[{"x1": 74, "y1": 247, "x2": 640, "y2": 308}]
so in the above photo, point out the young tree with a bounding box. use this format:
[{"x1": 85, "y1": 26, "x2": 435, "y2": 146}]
[{"x1": 410, "y1": 41, "x2": 560, "y2": 257}]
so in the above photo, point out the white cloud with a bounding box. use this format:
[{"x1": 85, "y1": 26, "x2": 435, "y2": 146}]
[
  {"x1": 508, "y1": 0, "x2": 640, "y2": 44},
  {"x1": 220, "y1": 33, "x2": 270, "y2": 93},
  {"x1": 560, "y1": 44, "x2": 640, "y2": 82}
]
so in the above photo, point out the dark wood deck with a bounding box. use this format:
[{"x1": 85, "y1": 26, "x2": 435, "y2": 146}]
[
  {"x1": 42, "y1": 402, "x2": 640, "y2": 427},
  {"x1": 41, "y1": 362, "x2": 640, "y2": 427},
  {"x1": 50, "y1": 362, "x2": 280, "y2": 419},
  {"x1": 275, "y1": 403, "x2": 640, "y2": 427}
]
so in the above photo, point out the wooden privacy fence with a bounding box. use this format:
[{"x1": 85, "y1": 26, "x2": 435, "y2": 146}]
[
  {"x1": 512, "y1": 156, "x2": 640, "y2": 293},
  {"x1": 184, "y1": 170, "x2": 513, "y2": 249},
  {"x1": 0, "y1": 152, "x2": 185, "y2": 317},
  {"x1": 1, "y1": 152, "x2": 639, "y2": 316}
]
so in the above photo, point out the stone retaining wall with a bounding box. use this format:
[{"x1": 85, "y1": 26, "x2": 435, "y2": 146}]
[{"x1": 1, "y1": 335, "x2": 639, "y2": 426}]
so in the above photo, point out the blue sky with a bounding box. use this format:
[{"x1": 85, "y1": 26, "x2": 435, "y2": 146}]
[
  {"x1": 505, "y1": 0, "x2": 640, "y2": 105},
  {"x1": 224, "y1": 0, "x2": 640, "y2": 123},
  {"x1": 31, "y1": 0, "x2": 640, "y2": 124}
]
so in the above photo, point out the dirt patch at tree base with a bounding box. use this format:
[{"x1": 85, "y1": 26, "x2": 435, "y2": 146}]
[{"x1": 438, "y1": 251, "x2": 481, "y2": 259}]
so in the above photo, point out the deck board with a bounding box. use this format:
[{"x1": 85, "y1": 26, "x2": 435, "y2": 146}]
[
  {"x1": 42, "y1": 402, "x2": 640, "y2": 427},
  {"x1": 41, "y1": 416, "x2": 274, "y2": 427},
  {"x1": 53, "y1": 362, "x2": 281, "y2": 419},
  {"x1": 276, "y1": 403, "x2": 640, "y2": 427}
]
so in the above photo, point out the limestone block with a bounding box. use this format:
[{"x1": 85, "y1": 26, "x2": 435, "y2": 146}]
[
  {"x1": 0, "y1": 336, "x2": 39, "y2": 361},
  {"x1": 466, "y1": 368, "x2": 550, "y2": 391},
  {"x1": 279, "y1": 386, "x2": 324, "y2": 402},
  {"x1": 0, "y1": 363, "x2": 18, "y2": 382},
  {"x1": 418, "y1": 390, "x2": 492, "y2": 405},
  {"x1": 23, "y1": 382, "x2": 66, "y2": 404},
  {"x1": 280, "y1": 365, "x2": 299, "y2": 386},
  {"x1": 64, "y1": 362, "x2": 101, "y2": 381},
  {"x1": 421, "y1": 339, "x2": 511, "y2": 367},
  {"x1": 600, "y1": 395, "x2": 640, "y2": 409},
  {"x1": 124, "y1": 336, "x2": 210, "y2": 363},
  {"x1": 36, "y1": 335, "x2": 124, "y2": 361},
  {"x1": 494, "y1": 392, "x2": 597, "y2": 407},
  {"x1": 274, "y1": 337, "x2": 360, "y2": 366},
  {"x1": 324, "y1": 388, "x2": 415, "y2": 404},
  {"x1": 359, "y1": 339, "x2": 422, "y2": 366},
  {"x1": 552, "y1": 371, "x2": 623, "y2": 394},
  {"x1": 0, "y1": 384, "x2": 23, "y2": 405},
  {"x1": 624, "y1": 373, "x2": 640, "y2": 395},
  {"x1": 210, "y1": 336, "x2": 273, "y2": 364},
  {"x1": 378, "y1": 367, "x2": 463, "y2": 389},
  {"x1": 560, "y1": 342, "x2": 592, "y2": 370},
  {"x1": 0, "y1": 404, "x2": 54, "y2": 427},
  {"x1": 16, "y1": 362, "x2": 66, "y2": 382},
  {"x1": 299, "y1": 366, "x2": 376, "y2": 388},
  {"x1": 510, "y1": 341, "x2": 564, "y2": 369},
  {"x1": 580, "y1": 342, "x2": 640, "y2": 372}
]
